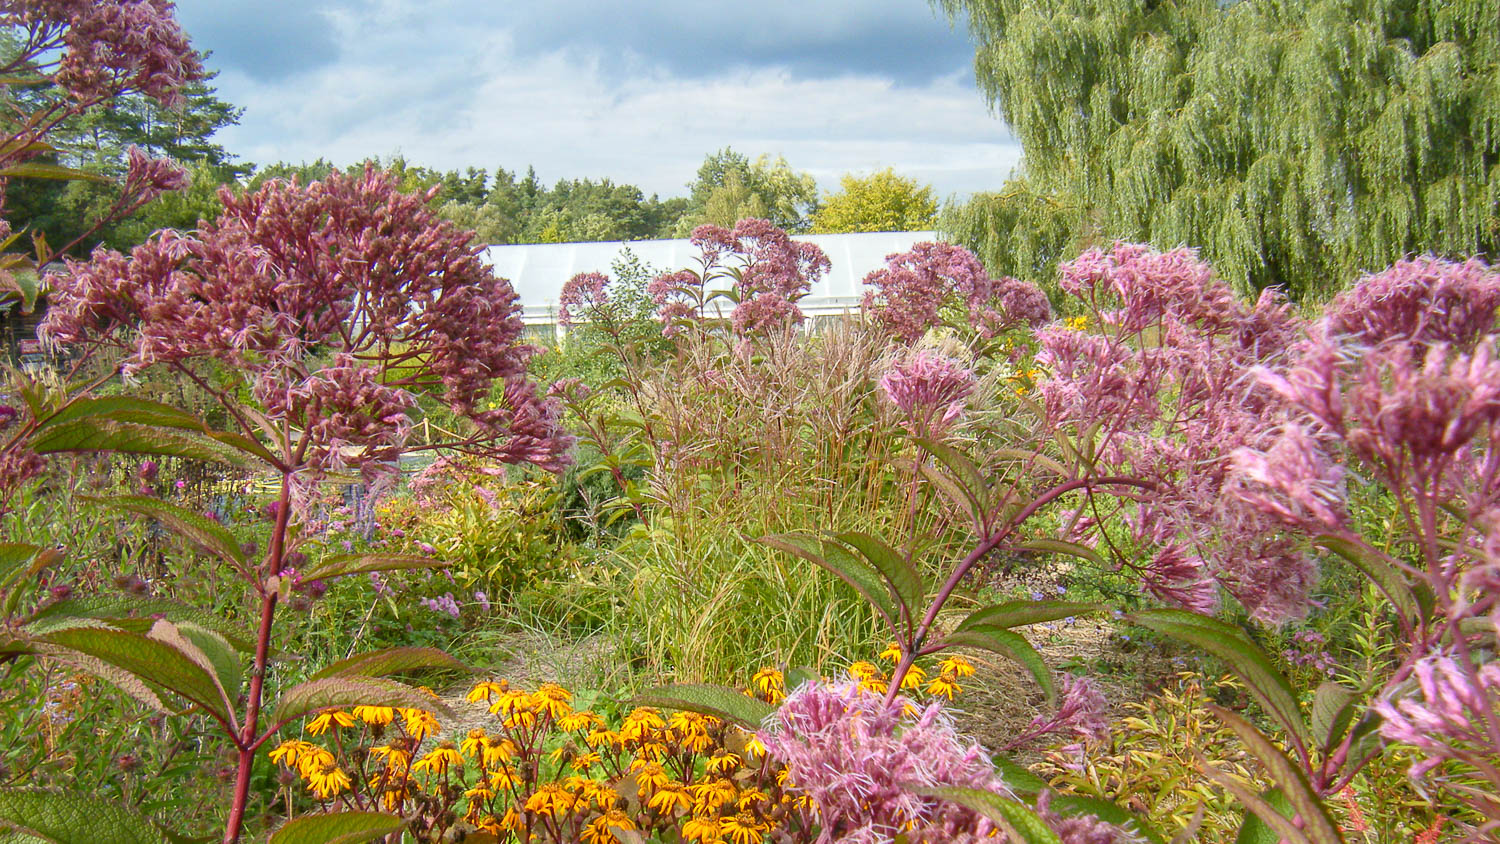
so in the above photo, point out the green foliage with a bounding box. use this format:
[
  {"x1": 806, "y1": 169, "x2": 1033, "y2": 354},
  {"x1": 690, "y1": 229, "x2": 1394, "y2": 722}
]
[
  {"x1": 811, "y1": 168, "x2": 939, "y2": 233},
  {"x1": 675, "y1": 148, "x2": 819, "y2": 234},
  {"x1": 265, "y1": 812, "x2": 406, "y2": 844},
  {"x1": 419, "y1": 477, "x2": 575, "y2": 600},
  {"x1": 0, "y1": 788, "x2": 170, "y2": 844},
  {"x1": 936, "y1": 0, "x2": 1500, "y2": 300}
]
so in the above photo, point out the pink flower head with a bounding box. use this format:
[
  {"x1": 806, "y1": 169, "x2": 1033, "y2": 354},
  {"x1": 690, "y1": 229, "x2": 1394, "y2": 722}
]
[
  {"x1": 122, "y1": 145, "x2": 189, "y2": 201},
  {"x1": 7, "y1": 0, "x2": 206, "y2": 108},
  {"x1": 1061, "y1": 242, "x2": 1244, "y2": 334},
  {"x1": 879, "y1": 349, "x2": 976, "y2": 437},
  {"x1": 557, "y1": 271, "x2": 609, "y2": 327},
  {"x1": 41, "y1": 167, "x2": 573, "y2": 482},
  {"x1": 862, "y1": 241, "x2": 1050, "y2": 343},
  {"x1": 658, "y1": 219, "x2": 828, "y2": 337},
  {"x1": 1325, "y1": 256, "x2": 1500, "y2": 351},
  {"x1": 1228, "y1": 423, "x2": 1347, "y2": 532},
  {"x1": 758, "y1": 681, "x2": 1007, "y2": 842},
  {"x1": 1376, "y1": 652, "x2": 1500, "y2": 780}
]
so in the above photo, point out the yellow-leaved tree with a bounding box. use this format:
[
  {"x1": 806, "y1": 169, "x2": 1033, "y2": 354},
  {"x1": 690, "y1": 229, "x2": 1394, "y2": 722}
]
[{"x1": 811, "y1": 168, "x2": 938, "y2": 233}]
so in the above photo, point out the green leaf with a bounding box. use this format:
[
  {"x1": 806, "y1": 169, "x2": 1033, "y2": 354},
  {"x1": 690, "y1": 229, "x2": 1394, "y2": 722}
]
[
  {"x1": 34, "y1": 644, "x2": 164, "y2": 713},
  {"x1": 912, "y1": 437, "x2": 990, "y2": 510},
  {"x1": 1313, "y1": 535, "x2": 1418, "y2": 623},
  {"x1": 82, "y1": 496, "x2": 244, "y2": 567},
  {"x1": 1131, "y1": 610, "x2": 1309, "y2": 748},
  {"x1": 942, "y1": 627, "x2": 1054, "y2": 701},
  {"x1": 1017, "y1": 538, "x2": 1106, "y2": 567},
  {"x1": 39, "y1": 397, "x2": 201, "y2": 431},
  {"x1": 1218, "y1": 781, "x2": 1304, "y2": 844},
  {"x1": 0, "y1": 789, "x2": 169, "y2": 844},
  {"x1": 1208, "y1": 705, "x2": 1344, "y2": 844},
  {"x1": 308, "y1": 647, "x2": 468, "y2": 682},
  {"x1": 1046, "y1": 794, "x2": 1169, "y2": 844},
  {"x1": 630, "y1": 684, "x2": 775, "y2": 731},
  {"x1": 298, "y1": 553, "x2": 445, "y2": 582},
  {"x1": 956, "y1": 600, "x2": 1104, "y2": 632},
  {"x1": 146, "y1": 620, "x2": 235, "y2": 721},
  {"x1": 40, "y1": 625, "x2": 233, "y2": 728},
  {"x1": 30, "y1": 419, "x2": 249, "y2": 466},
  {"x1": 760, "y1": 534, "x2": 899, "y2": 628},
  {"x1": 267, "y1": 812, "x2": 407, "y2": 844},
  {"x1": 833, "y1": 531, "x2": 926, "y2": 626},
  {"x1": 912, "y1": 786, "x2": 1062, "y2": 844},
  {"x1": 269, "y1": 676, "x2": 453, "y2": 727},
  {"x1": 27, "y1": 596, "x2": 260, "y2": 653},
  {"x1": 0, "y1": 162, "x2": 109, "y2": 182},
  {"x1": 174, "y1": 623, "x2": 242, "y2": 703},
  {"x1": 1309, "y1": 681, "x2": 1360, "y2": 756}
]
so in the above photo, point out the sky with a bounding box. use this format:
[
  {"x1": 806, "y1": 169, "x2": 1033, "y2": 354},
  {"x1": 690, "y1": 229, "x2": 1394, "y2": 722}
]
[{"x1": 171, "y1": 0, "x2": 1023, "y2": 202}]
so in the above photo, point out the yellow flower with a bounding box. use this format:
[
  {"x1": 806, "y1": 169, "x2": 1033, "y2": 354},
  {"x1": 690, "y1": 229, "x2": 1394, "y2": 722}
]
[
  {"x1": 878, "y1": 642, "x2": 902, "y2": 663},
  {"x1": 466, "y1": 680, "x2": 508, "y2": 704},
  {"x1": 927, "y1": 673, "x2": 961, "y2": 700},
  {"x1": 488, "y1": 686, "x2": 531, "y2": 717},
  {"x1": 742, "y1": 732, "x2": 767, "y2": 759},
  {"x1": 410, "y1": 742, "x2": 464, "y2": 777},
  {"x1": 268, "y1": 739, "x2": 317, "y2": 771},
  {"x1": 305, "y1": 708, "x2": 356, "y2": 735},
  {"x1": 557, "y1": 710, "x2": 603, "y2": 732},
  {"x1": 465, "y1": 778, "x2": 496, "y2": 800},
  {"x1": 899, "y1": 664, "x2": 927, "y2": 690},
  {"x1": 571, "y1": 751, "x2": 602, "y2": 771},
  {"x1": 401, "y1": 708, "x2": 440, "y2": 741},
  {"x1": 482, "y1": 737, "x2": 518, "y2": 768},
  {"x1": 489, "y1": 764, "x2": 522, "y2": 790},
  {"x1": 1066, "y1": 314, "x2": 1089, "y2": 331},
  {"x1": 848, "y1": 661, "x2": 880, "y2": 680},
  {"x1": 646, "y1": 782, "x2": 691, "y2": 815},
  {"x1": 583, "y1": 810, "x2": 636, "y2": 844},
  {"x1": 737, "y1": 788, "x2": 770, "y2": 812},
  {"x1": 690, "y1": 778, "x2": 739, "y2": 813},
  {"x1": 460, "y1": 728, "x2": 488, "y2": 760},
  {"x1": 705, "y1": 749, "x2": 741, "y2": 774},
  {"x1": 682, "y1": 816, "x2": 725, "y2": 842},
  {"x1": 937, "y1": 655, "x2": 976, "y2": 678},
  {"x1": 533, "y1": 683, "x2": 573, "y2": 719},
  {"x1": 305, "y1": 759, "x2": 352, "y2": 799},
  {"x1": 352, "y1": 705, "x2": 395, "y2": 726},
  {"x1": 524, "y1": 783, "x2": 577, "y2": 818},
  {"x1": 751, "y1": 667, "x2": 785, "y2": 701},
  {"x1": 369, "y1": 743, "x2": 412, "y2": 773},
  {"x1": 635, "y1": 740, "x2": 670, "y2": 761},
  {"x1": 586, "y1": 728, "x2": 622, "y2": 750},
  {"x1": 720, "y1": 812, "x2": 770, "y2": 844},
  {"x1": 629, "y1": 760, "x2": 670, "y2": 794},
  {"x1": 621, "y1": 707, "x2": 665, "y2": 742}
]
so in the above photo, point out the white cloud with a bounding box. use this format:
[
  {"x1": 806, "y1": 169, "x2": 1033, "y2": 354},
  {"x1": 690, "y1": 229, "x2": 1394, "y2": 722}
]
[{"x1": 195, "y1": 3, "x2": 1021, "y2": 199}]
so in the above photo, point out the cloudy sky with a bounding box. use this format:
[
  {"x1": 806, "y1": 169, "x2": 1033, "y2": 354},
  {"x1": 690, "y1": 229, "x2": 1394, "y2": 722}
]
[{"x1": 171, "y1": 0, "x2": 1022, "y2": 202}]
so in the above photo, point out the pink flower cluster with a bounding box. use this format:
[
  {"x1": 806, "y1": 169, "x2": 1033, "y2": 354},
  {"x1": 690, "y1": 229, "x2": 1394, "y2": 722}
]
[
  {"x1": 557, "y1": 271, "x2": 609, "y2": 327},
  {"x1": 1375, "y1": 652, "x2": 1500, "y2": 780},
  {"x1": 862, "y1": 241, "x2": 1051, "y2": 343},
  {"x1": 758, "y1": 681, "x2": 1007, "y2": 843},
  {"x1": 1325, "y1": 256, "x2": 1500, "y2": 351},
  {"x1": 878, "y1": 349, "x2": 977, "y2": 438},
  {"x1": 2, "y1": 0, "x2": 203, "y2": 107},
  {"x1": 41, "y1": 168, "x2": 572, "y2": 476},
  {"x1": 648, "y1": 219, "x2": 829, "y2": 338},
  {"x1": 1039, "y1": 243, "x2": 1315, "y2": 622}
]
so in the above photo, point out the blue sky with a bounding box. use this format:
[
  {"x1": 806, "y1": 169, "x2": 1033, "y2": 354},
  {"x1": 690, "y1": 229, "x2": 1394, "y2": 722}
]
[{"x1": 172, "y1": 0, "x2": 1022, "y2": 201}]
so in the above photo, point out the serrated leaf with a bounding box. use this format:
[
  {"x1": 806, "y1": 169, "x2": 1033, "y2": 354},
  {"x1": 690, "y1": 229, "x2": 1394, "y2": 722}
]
[
  {"x1": 146, "y1": 620, "x2": 235, "y2": 726},
  {"x1": 956, "y1": 600, "x2": 1104, "y2": 632},
  {"x1": 760, "y1": 534, "x2": 899, "y2": 629},
  {"x1": 40, "y1": 626, "x2": 233, "y2": 728},
  {"x1": 913, "y1": 786, "x2": 1062, "y2": 844},
  {"x1": 918, "y1": 463, "x2": 985, "y2": 532},
  {"x1": 308, "y1": 646, "x2": 468, "y2": 682},
  {"x1": 39, "y1": 397, "x2": 202, "y2": 431},
  {"x1": 174, "y1": 623, "x2": 243, "y2": 704},
  {"x1": 1208, "y1": 705, "x2": 1344, "y2": 844},
  {"x1": 267, "y1": 812, "x2": 406, "y2": 844},
  {"x1": 36, "y1": 645, "x2": 165, "y2": 714},
  {"x1": 1018, "y1": 537, "x2": 1106, "y2": 567},
  {"x1": 0, "y1": 788, "x2": 168, "y2": 844},
  {"x1": 912, "y1": 437, "x2": 990, "y2": 510},
  {"x1": 942, "y1": 627, "x2": 1054, "y2": 701},
  {"x1": 630, "y1": 684, "x2": 774, "y2": 731},
  {"x1": 1312, "y1": 535, "x2": 1418, "y2": 623},
  {"x1": 298, "y1": 553, "x2": 444, "y2": 582},
  {"x1": 269, "y1": 676, "x2": 453, "y2": 728},
  {"x1": 1131, "y1": 610, "x2": 1309, "y2": 748},
  {"x1": 0, "y1": 544, "x2": 59, "y2": 591},
  {"x1": 833, "y1": 531, "x2": 925, "y2": 626},
  {"x1": 83, "y1": 496, "x2": 244, "y2": 567},
  {"x1": 29, "y1": 418, "x2": 251, "y2": 466},
  {"x1": 28, "y1": 596, "x2": 260, "y2": 653},
  {"x1": 1310, "y1": 681, "x2": 1359, "y2": 756},
  {"x1": 1215, "y1": 780, "x2": 1305, "y2": 844}
]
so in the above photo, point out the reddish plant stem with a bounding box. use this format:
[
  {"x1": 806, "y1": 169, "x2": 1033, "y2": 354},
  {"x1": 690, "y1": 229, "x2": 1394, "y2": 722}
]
[{"x1": 222, "y1": 472, "x2": 290, "y2": 844}]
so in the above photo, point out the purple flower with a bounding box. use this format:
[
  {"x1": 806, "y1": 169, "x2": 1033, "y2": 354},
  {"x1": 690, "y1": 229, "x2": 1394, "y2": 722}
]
[
  {"x1": 419, "y1": 592, "x2": 461, "y2": 619},
  {"x1": 174, "y1": 479, "x2": 186, "y2": 490},
  {"x1": 862, "y1": 241, "x2": 1050, "y2": 343},
  {"x1": 879, "y1": 349, "x2": 977, "y2": 437},
  {"x1": 474, "y1": 591, "x2": 490, "y2": 611},
  {"x1": 1325, "y1": 256, "x2": 1500, "y2": 351},
  {"x1": 557, "y1": 271, "x2": 610, "y2": 327}
]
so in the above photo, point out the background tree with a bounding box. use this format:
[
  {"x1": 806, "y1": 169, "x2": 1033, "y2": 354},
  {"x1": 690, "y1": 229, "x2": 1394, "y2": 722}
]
[
  {"x1": 934, "y1": 0, "x2": 1500, "y2": 300},
  {"x1": 811, "y1": 167, "x2": 938, "y2": 233},
  {"x1": 676, "y1": 148, "x2": 818, "y2": 234}
]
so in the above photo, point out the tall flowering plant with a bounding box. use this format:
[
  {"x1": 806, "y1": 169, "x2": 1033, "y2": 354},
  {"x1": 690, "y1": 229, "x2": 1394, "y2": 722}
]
[{"x1": 0, "y1": 169, "x2": 571, "y2": 842}]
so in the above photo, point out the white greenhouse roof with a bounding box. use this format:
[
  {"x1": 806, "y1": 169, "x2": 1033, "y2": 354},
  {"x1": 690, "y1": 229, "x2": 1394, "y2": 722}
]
[{"x1": 484, "y1": 231, "x2": 940, "y2": 325}]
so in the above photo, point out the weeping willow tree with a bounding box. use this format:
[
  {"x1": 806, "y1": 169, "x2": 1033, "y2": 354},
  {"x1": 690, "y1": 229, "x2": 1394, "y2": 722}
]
[{"x1": 936, "y1": 0, "x2": 1500, "y2": 300}]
